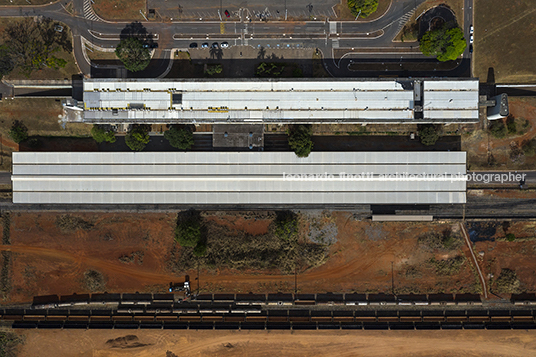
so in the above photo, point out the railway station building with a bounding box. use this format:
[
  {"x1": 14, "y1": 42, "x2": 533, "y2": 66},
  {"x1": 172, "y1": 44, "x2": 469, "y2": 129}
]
[{"x1": 73, "y1": 78, "x2": 480, "y2": 125}]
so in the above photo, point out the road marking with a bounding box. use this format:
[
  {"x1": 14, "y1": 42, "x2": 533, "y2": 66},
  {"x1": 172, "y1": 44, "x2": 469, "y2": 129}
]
[
  {"x1": 83, "y1": 0, "x2": 102, "y2": 22},
  {"x1": 220, "y1": 23, "x2": 225, "y2": 34},
  {"x1": 329, "y1": 21, "x2": 337, "y2": 34}
]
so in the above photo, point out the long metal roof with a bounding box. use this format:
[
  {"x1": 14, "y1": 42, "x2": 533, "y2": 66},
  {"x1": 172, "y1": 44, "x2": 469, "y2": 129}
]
[
  {"x1": 79, "y1": 78, "x2": 480, "y2": 124},
  {"x1": 12, "y1": 152, "x2": 467, "y2": 205}
]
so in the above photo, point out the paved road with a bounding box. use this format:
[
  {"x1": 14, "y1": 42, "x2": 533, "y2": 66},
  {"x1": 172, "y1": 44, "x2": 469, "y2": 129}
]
[
  {"x1": 0, "y1": 172, "x2": 11, "y2": 185},
  {"x1": 0, "y1": 0, "x2": 476, "y2": 78}
]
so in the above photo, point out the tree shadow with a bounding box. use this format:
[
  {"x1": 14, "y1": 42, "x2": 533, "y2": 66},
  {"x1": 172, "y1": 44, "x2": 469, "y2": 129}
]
[
  {"x1": 257, "y1": 46, "x2": 266, "y2": 59},
  {"x1": 120, "y1": 21, "x2": 153, "y2": 45},
  {"x1": 209, "y1": 47, "x2": 223, "y2": 60},
  {"x1": 486, "y1": 67, "x2": 495, "y2": 84}
]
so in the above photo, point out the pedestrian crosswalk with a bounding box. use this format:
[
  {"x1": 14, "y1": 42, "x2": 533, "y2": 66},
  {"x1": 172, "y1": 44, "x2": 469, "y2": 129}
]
[
  {"x1": 83, "y1": 0, "x2": 102, "y2": 21},
  {"x1": 396, "y1": 9, "x2": 416, "y2": 34}
]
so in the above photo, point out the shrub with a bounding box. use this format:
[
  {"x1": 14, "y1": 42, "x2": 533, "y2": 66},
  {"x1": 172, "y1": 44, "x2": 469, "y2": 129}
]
[
  {"x1": 91, "y1": 125, "x2": 116, "y2": 143},
  {"x1": 522, "y1": 139, "x2": 536, "y2": 156},
  {"x1": 506, "y1": 117, "x2": 517, "y2": 134},
  {"x1": 125, "y1": 124, "x2": 151, "y2": 151},
  {"x1": 8, "y1": 120, "x2": 28, "y2": 143},
  {"x1": 274, "y1": 211, "x2": 299, "y2": 241},
  {"x1": 429, "y1": 256, "x2": 465, "y2": 276},
  {"x1": 489, "y1": 120, "x2": 507, "y2": 139},
  {"x1": 0, "y1": 330, "x2": 22, "y2": 357},
  {"x1": 288, "y1": 124, "x2": 313, "y2": 158},
  {"x1": 175, "y1": 216, "x2": 202, "y2": 248},
  {"x1": 164, "y1": 126, "x2": 194, "y2": 150},
  {"x1": 205, "y1": 64, "x2": 222, "y2": 76},
  {"x1": 494, "y1": 268, "x2": 521, "y2": 293},
  {"x1": 506, "y1": 233, "x2": 516, "y2": 242},
  {"x1": 418, "y1": 124, "x2": 440, "y2": 146},
  {"x1": 83, "y1": 269, "x2": 106, "y2": 292},
  {"x1": 418, "y1": 229, "x2": 463, "y2": 251},
  {"x1": 256, "y1": 62, "x2": 285, "y2": 77},
  {"x1": 347, "y1": 0, "x2": 379, "y2": 18}
]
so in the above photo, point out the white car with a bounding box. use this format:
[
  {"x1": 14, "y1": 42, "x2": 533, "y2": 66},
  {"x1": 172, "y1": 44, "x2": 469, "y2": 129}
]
[
  {"x1": 470, "y1": 25, "x2": 474, "y2": 34},
  {"x1": 470, "y1": 34, "x2": 474, "y2": 44},
  {"x1": 221, "y1": 42, "x2": 229, "y2": 48}
]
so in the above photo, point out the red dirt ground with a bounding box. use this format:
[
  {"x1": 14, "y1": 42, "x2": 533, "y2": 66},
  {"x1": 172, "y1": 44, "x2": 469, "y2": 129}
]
[
  {"x1": 15, "y1": 329, "x2": 536, "y2": 357},
  {"x1": 0, "y1": 211, "x2": 486, "y2": 304},
  {"x1": 463, "y1": 97, "x2": 536, "y2": 169}
]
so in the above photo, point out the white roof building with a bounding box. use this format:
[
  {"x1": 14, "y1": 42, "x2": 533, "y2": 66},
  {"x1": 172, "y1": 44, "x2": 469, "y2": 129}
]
[
  {"x1": 12, "y1": 152, "x2": 467, "y2": 205},
  {"x1": 78, "y1": 78, "x2": 480, "y2": 124}
]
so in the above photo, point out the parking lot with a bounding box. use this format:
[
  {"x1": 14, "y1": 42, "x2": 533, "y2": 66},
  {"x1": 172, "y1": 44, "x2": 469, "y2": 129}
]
[{"x1": 148, "y1": 0, "x2": 338, "y2": 21}]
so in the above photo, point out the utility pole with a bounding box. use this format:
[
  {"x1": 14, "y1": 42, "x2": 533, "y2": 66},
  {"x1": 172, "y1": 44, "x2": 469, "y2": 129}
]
[
  {"x1": 391, "y1": 261, "x2": 395, "y2": 294},
  {"x1": 139, "y1": 9, "x2": 148, "y2": 21}
]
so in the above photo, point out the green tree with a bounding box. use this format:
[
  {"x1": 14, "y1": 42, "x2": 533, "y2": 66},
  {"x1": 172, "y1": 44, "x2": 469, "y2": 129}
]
[
  {"x1": 125, "y1": 124, "x2": 150, "y2": 151},
  {"x1": 8, "y1": 120, "x2": 28, "y2": 143},
  {"x1": 419, "y1": 22, "x2": 467, "y2": 62},
  {"x1": 418, "y1": 124, "x2": 440, "y2": 146},
  {"x1": 288, "y1": 124, "x2": 314, "y2": 158},
  {"x1": 3, "y1": 17, "x2": 72, "y2": 77},
  {"x1": 164, "y1": 126, "x2": 194, "y2": 150},
  {"x1": 175, "y1": 216, "x2": 201, "y2": 248},
  {"x1": 91, "y1": 125, "x2": 116, "y2": 144},
  {"x1": 115, "y1": 37, "x2": 151, "y2": 72},
  {"x1": 347, "y1": 0, "x2": 378, "y2": 18}
]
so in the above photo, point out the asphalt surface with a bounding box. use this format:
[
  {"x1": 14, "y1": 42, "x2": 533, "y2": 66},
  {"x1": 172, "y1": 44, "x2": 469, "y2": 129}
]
[{"x1": 0, "y1": 0, "x2": 475, "y2": 78}]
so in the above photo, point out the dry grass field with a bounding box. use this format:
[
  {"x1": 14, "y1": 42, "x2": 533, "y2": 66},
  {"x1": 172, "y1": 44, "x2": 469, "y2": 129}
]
[
  {"x1": 92, "y1": 0, "x2": 146, "y2": 20},
  {"x1": 473, "y1": 0, "x2": 536, "y2": 83}
]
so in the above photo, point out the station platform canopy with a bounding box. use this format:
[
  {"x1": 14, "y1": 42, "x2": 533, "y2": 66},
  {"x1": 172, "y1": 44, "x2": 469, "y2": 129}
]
[
  {"x1": 79, "y1": 78, "x2": 479, "y2": 124},
  {"x1": 12, "y1": 152, "x2": 467, "y2": 205}
]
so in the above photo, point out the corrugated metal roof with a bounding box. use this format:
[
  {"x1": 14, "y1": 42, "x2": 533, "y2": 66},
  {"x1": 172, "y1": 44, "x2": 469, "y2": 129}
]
[{"x1": 12, "y1": 152, "x2": 467, "y2": 205}]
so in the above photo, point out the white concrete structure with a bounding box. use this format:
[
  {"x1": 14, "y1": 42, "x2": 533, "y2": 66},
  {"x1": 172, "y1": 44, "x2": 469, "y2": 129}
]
[
  {"x1": 78, "y1": 78, "x2": 480, "y2": 124},
  {"x1": 12, "y1": 152, "x2": 467, "y2": 205}
]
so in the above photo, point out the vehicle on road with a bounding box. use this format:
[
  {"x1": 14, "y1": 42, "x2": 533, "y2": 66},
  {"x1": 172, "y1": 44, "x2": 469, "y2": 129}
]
[
  {"x1": 211, "y1": 42, "x2": 219, "y2": 48},
  {"x1": 143, "y1": 43, "x2": 158, "y2": 49},
  {"x1": 470, "y1": 35, "x2": 474, "y2": 44},
  {"x1": 469, "y1": 44, "x2": 473, "y2": 53},
  {"x1": 189, "y1": 42, "x2": 198, "y2": 48},
  {"x1": 470, "y1": 25, "x2": 474, "y2": 34},
  {"x1": 201, "y1": 42, "x2": 209, "y2": 48},
  {"x1": 225, "y1": 10, "x2": 230, "y2": 17},
  {"x1": 221, "y1": 42, "x2": 229, "y2": 48}
]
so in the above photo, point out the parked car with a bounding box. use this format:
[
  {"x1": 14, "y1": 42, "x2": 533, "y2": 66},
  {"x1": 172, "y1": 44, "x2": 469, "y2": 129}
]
[
  {"x1": 224, "y1": 10, "x2": 230, "y2": 17},
  {"x1": 469, "y1": 34, "x2": 474, "y2": 44},
  {"x1": 201, "y1": 42, "x2": 209, "y2": 48},
  {"x1": 469, "y1": 44, "x2": 473, "y2": 53},
  {"x1": 221, "y1": 42, "x2": 229, "y2": 48},
  {"x1": 470, "y1": 25, "x2": 474, "y2": 34},
  {"x1": 189, "y1": 42, "x2": 198, "y2": 48},
  {"x1": 211, "y1": 42, "x2": 219, "y2": 48}
]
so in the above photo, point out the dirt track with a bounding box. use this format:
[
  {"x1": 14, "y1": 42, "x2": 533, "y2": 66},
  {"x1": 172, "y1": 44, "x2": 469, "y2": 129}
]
[
  {"x1": 0, "y1": 212, "x2": 485, "y2": 301},
  {"x1": 16, "y1": 329, "x2": 536, "y2": 357}
]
